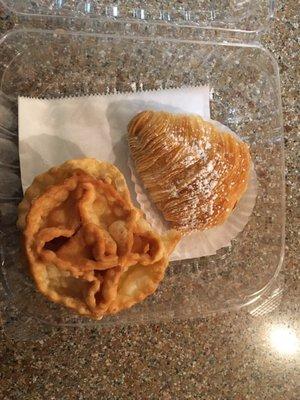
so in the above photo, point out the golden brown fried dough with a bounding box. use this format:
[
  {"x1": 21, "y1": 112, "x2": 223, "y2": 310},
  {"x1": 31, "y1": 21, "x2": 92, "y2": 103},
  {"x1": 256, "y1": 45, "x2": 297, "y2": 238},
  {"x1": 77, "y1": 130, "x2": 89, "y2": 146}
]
[{"x1": 18, "y1": 159, "x2": 180, "y2": 319}]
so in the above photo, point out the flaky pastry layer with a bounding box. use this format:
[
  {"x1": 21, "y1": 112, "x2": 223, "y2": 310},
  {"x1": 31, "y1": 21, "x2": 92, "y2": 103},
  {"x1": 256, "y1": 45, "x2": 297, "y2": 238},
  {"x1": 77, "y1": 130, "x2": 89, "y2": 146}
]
[{"x1": 128, "y1": 111, "x2": 251, "y2": 233}]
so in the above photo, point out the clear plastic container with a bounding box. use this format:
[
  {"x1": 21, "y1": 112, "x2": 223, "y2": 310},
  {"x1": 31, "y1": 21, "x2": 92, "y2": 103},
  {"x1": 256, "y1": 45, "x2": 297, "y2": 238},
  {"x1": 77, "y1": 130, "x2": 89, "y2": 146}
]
[
  {"x1": 0, "y1": 1, "x2": 285, "y2": 338},
  {"x1": 1, "y1": 0, "x2": 276, "y2": 33}
]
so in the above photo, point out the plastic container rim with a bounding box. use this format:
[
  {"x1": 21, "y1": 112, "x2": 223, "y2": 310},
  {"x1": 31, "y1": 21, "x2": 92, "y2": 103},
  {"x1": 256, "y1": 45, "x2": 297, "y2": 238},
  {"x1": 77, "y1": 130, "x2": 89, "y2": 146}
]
[{"x1": 0, "y1": 0, "x2": 277, "y2": 36}]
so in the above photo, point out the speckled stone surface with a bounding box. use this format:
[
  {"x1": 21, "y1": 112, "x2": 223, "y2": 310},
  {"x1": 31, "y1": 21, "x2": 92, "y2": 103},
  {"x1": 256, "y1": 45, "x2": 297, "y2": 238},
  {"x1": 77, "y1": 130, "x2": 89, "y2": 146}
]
[{"x1": 0, "y1": 1, "x2": 299, "y2": 399}]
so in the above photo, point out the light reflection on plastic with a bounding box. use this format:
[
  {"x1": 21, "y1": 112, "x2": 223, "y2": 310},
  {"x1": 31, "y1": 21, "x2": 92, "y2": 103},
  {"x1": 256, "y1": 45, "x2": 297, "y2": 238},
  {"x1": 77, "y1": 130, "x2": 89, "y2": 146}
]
[
  {"x1": 106, "y1": 5, "x2": 119, "y2": 17},
  {"x1": 139, "y1": 9, "x2": 145, "y2": 20},
  {"x1": 183, "y1": 10, "x2": 191, "y2": 21},
  {"x1": 55, "y1": 0, "x2": 64, "y2": 8},
  {"x1": 160, "y1": 11, "x2": 171, "y2": 21},
  {"x1": 84, "y1": 2, "x2": 91, "y2": 13},
  {"x1": 210, "y1": 10, "x2": 216, "y2": 20},
  {"x1": 270, "y1": 325, "x2": 299, "y2": 355},
  {"x1": 133, "y1": 8, "x2": 145, "y2": 20}
]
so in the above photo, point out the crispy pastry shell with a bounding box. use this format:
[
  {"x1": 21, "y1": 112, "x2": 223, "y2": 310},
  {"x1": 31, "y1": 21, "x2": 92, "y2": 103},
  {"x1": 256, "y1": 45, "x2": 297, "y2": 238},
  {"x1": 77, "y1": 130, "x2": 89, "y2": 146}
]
[{"x1": 18, "y1": 159, "x2": 180, "y2": 319}]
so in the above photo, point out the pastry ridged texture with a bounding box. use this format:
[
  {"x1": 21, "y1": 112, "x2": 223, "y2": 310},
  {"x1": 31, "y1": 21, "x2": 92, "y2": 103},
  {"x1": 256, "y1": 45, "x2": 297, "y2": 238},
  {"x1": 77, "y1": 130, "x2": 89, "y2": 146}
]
[
  {"x1": 18, "y1": 159, "x2": 180, "y2": 319},
  {"x1": 128, "y1": 111, "x2": 251, "y2": 233}
]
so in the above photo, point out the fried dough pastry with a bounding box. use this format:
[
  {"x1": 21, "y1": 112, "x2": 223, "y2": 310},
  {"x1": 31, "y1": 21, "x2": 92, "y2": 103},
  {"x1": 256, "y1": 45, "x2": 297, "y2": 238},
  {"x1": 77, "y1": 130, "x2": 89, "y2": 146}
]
[
  {"x1": 128, "y1": 111, "x2": 251, "y2": 233},
  {"x1": 18, "y1": 159, "x2": 180, "y2": 319}
]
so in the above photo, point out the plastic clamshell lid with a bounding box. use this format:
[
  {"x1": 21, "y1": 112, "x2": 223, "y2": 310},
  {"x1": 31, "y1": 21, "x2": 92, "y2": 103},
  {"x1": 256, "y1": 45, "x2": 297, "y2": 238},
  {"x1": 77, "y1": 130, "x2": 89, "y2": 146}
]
[{"x1": 1, "y1": 0, "x2": 276, "y2": 34}]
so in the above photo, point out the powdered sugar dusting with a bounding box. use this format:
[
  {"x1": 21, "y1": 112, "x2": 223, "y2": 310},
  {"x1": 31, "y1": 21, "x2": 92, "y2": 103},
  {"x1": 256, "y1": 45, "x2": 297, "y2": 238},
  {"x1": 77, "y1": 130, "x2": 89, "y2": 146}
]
[
  {"x1": 161, "y1": 124, "x2": 230, "y2": 231},
  {"x1": 130, "y1": 113, "x2": 250, "y2": 233}
]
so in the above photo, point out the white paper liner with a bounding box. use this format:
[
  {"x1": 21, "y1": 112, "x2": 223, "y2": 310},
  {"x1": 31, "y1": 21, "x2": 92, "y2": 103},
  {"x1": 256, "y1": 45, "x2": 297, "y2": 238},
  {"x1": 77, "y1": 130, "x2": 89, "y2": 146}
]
[{"x1": 129, "y1": 120, "x2": 258, "y2": 261}]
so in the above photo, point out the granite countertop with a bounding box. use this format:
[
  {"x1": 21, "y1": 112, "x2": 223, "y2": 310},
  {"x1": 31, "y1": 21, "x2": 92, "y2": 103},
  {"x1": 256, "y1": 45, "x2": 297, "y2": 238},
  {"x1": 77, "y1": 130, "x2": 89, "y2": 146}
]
[{"x1": 0, "y1": 1, "x2": 299, "y2": 399}]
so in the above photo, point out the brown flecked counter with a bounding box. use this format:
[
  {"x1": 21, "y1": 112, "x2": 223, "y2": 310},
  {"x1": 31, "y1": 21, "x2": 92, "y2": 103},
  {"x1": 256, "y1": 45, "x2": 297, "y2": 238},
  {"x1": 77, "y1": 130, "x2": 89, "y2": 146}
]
[{"x1": 0, "y1": 1, "x2": 299, "y2": 399}]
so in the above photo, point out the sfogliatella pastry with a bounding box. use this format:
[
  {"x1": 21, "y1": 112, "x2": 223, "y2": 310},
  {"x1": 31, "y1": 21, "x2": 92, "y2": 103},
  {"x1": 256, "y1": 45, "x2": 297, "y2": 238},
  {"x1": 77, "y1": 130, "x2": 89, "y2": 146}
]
[
  {"x1": 128, "y1": 111, "x2": 251, "y2": 233},
  {"x1": 18, "y1": 159, "x2": 180, "y2": 319}
]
